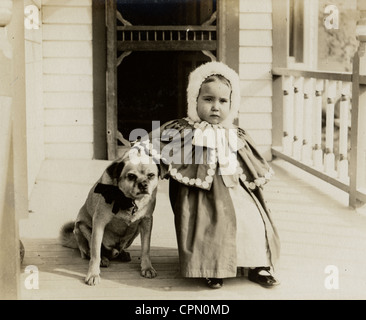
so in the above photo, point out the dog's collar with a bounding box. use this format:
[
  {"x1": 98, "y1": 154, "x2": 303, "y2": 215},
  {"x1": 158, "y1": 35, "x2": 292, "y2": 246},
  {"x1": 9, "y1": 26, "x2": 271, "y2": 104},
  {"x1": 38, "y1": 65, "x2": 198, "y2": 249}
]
[{"x1": 94, "y1": 183, "x2": 138, "y2": 214}]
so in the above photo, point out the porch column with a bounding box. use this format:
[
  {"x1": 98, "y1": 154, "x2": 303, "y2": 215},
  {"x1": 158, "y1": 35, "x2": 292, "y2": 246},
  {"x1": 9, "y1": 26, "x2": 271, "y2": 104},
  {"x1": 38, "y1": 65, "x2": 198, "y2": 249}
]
[
  {"x1": 0, "y1": 0, "x2": 20, "y2": 300},
  {"x1": 350, "y1": 1, "x2": 366, "y2": 207}
]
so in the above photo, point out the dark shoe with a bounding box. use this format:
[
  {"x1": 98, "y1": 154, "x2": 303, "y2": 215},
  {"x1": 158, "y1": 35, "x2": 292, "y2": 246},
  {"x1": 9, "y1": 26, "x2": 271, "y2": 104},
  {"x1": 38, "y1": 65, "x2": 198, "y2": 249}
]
[
  {"x1": 206, "y1": 278, "x2": 223, "y2": 289},
  {"x1": 248, "y1": 267, "x2": 280, "y2": 288}
]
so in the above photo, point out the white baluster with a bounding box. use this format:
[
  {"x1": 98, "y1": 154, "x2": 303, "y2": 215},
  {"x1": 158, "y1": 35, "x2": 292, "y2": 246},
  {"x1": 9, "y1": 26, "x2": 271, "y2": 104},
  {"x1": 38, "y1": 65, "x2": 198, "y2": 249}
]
[
  {"x1": 293, "y1": 77, "x2": 304, "y2": 160},
  {"x1": 302, "y1": 78, "x2": 314, "y2": 164},
  {"x1": 313, "y1": 79, "x2": 324, "y2": 169},
  {"x1": 282, "y1": 76, "x2": 294, "y2": 155},
  {"x1": 338, "y1": 82, "x2": 351, "y2": 182},
  {"x1": 324, "y1": 80, "x2": 337, "y2": 176}
]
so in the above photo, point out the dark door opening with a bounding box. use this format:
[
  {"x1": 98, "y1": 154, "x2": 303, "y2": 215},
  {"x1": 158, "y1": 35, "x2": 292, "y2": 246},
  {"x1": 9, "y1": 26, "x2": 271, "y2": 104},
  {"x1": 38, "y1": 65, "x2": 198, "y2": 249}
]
[
  {"x1": 116, "y1": 0, "x2": 216, "y2": 142},
  {"x1": 117, "y1": 51, "x2": 210, "y2": 140}
]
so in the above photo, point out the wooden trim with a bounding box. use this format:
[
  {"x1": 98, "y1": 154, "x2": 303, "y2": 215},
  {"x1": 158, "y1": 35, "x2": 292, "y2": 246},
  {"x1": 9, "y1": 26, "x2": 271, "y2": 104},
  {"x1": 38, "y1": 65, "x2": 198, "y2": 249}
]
[
  {"x1": 117, "y1": 25, "x2": 216, "y2": 31},
  {"x1": 8, "y1": 0, "x2": 29, "y2": 218},
  {"x1": 356, "y1": 189, "x2": 366, "y2": 204},
  {"x1": 272, "y1": 67, "x2": 353, "y2": 82},
  {"x1": 349, "y1": 47, "x2": 366, "y2": 208},
  {"x1": 216, "y1": 0, "x2": 222, "y2": 61},
  {"x1": 0, "y1": 137, "x2": 20, "y2": 299},
  {"x1": 0, "y1": 0, "x2": 21, "y2": 299},
  {"x1": 272, "y1": 147, "x2": 350, "y2": 193},
  {"x1": 272, "y1": 75, "x2": 284, "y2": 147},
  {"x1": 217, "y1": 0, "x2": 239, "y2": 72},
  {"x1": 106, "y1": 0, "x2": 117, "y2": 160},
  {"x1": 0, "y1": 97, "x2": 20, "y2": 300},
  {"x1": 349, "y1": 51, "x2": 360, "y2": 207},
  {"x1": 272, "y1": 0, "x2": 289, "y2": 68},
  {"x1": 360, "y1": 75, "x2": 366, "y2": 85},
  {"x1": 92, "y1": 0, "x2": 107, "y2": 159},
  {"x1": 291, "y1": 0, "x2": 304, "y2": 63},
  {"x1": 118, "y1": 40, "x2": 216, "y2": 51}
]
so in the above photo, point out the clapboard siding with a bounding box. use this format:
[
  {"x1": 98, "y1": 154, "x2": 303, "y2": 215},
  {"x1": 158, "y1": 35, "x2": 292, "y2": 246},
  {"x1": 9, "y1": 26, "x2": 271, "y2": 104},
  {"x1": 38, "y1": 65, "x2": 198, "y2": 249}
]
[
  {"x1": 241, "y1": 97, "x2": 272, "y2": 113},
  {"x1": 42, "y1": 0, "x2": 91, "y2": 6},
  {"x1": 240, "y1": 80, "x2": 272, "y2": 97},
  {"x1": 44, "y1": 126, "x2": 93, "y2": 143},
  {"x1": 25, "y1": 0, "x2": 44, "y2": 196},
  {"x1": 239, "y1": 0, "x2": 272, "y2": 12},
  {"x1": 239, "y1": 63, "x2": 272, "y2": 80},
  {"x1": 239, "y1": 47, "x2": 273, "y2": 63},
  {"x1": 44, "y1": 143, "x2": 94, "y2": 160},
  {"x1": 43, "y1": 58, "x2": 92, "y2": 75},
  {"x1": 42, "y1": 6, "x2": 92, "y2": 24},
  {"x1": 44, "y1": 109, "x2": 93, "y2": 126},
  {"x1": 238, "y1": 113, "x2": 272, "y2": 130},
  {"x1": 43, "y1": 92, "x2": 93, "y2": 109},
  {"x1": 239, "y1": 30, "x2": 272, "y2": 47},
  {"x1": 239, "y1": 13, "x2": 272, "y2": 30},
  {"x1": 42, "y1": 0, "x2": 93, "y2": 160},
  {"x1": 238, "y1": 0, "x2": 273, "y2": 160},
  {"x1": 42, "y1": 24, "x2": 92, "y2": 40},
  {"x1": 247, "y1": 129, "x2": 272, "y2": 145},
  {"x1": 43, "y1": 41, "x2": 92, "y2": 58},
  {"x1": 43, "y1": 74, "x2": 93, "y2": 92}
]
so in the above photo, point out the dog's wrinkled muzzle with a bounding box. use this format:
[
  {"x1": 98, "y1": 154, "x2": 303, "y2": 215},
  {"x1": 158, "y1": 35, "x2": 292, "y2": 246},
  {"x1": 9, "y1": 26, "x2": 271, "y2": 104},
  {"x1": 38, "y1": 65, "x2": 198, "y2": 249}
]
[{"x1": 138, "y1": 181, "x2": 150, "y2": 194}]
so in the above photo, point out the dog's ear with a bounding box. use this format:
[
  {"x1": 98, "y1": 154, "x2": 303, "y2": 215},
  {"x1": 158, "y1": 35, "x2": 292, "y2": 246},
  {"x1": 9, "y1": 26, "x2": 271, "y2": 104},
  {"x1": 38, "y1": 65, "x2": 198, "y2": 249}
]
[{"x1": 106, "y1": 160, "x2": 125, "y2": 182}]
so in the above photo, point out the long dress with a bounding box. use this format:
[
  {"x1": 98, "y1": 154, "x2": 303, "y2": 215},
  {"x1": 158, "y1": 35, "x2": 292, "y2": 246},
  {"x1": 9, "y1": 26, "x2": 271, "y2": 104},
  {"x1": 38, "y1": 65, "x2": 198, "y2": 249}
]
[{"x1": 133, "y1": 118, "x2": 280, "y2": 278}]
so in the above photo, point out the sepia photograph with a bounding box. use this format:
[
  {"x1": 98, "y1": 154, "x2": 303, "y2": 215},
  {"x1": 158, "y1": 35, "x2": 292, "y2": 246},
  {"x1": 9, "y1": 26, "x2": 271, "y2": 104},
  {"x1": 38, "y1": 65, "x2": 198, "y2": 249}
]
[{"x1": 1, "y1": 0, "x2": 366, "y2": 305}]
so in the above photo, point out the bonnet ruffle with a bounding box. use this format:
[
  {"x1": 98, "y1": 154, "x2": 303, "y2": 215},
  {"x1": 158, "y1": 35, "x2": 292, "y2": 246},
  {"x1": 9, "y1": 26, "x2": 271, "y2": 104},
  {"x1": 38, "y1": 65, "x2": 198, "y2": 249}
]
[{"x1": 186, "y1": 61, "x2": 241, "y2": 128}]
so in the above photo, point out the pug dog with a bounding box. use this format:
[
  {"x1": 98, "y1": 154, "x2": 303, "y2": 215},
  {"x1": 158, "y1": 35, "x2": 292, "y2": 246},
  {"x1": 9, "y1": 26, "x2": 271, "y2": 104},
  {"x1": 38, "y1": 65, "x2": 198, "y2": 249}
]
[{"x1": 60, "y1": 146, "x2": 159, "y2": 286}]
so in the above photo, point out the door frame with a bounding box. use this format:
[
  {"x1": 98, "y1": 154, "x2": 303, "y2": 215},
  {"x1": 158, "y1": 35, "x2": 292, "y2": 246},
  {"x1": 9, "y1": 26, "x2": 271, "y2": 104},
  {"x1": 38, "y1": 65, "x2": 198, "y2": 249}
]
[{"x1": 104, "y1": 0, "x2": 239, "y2": 160}]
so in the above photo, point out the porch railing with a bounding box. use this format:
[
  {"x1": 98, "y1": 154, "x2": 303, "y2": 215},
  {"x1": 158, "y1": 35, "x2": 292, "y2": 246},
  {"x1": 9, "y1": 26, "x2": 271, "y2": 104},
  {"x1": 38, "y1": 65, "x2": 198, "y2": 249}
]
[{"x1": 272, "y1": 61, "x2": 366, "y2": 208}]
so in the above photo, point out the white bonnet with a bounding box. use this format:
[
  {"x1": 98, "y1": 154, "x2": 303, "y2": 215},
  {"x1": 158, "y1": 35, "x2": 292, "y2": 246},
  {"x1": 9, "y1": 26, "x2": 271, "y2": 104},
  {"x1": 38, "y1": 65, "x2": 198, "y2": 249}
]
[{"x1": 186, "y1": 61, "x2": 241, "y2": 127}]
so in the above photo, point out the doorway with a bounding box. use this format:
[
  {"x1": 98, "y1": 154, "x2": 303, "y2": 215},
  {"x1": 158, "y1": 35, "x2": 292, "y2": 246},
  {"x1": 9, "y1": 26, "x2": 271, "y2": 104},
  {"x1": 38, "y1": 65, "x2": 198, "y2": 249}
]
[
  {"x1": 106, "y1": 0, "x2": 218, "y2": 159},
  {"x1": 117, "y1": 51, "x2": 210, "y2": 140}
]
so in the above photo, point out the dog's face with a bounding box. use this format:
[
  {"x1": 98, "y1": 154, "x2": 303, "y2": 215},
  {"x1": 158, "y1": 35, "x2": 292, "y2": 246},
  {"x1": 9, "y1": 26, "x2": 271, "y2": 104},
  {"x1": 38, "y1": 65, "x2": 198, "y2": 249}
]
[
  {"x1": 106, "y1": 153, "x2": 159, "y2": 200},
  {"x1": 119, "y1": 161, "x2": 159, "y2": 199}
]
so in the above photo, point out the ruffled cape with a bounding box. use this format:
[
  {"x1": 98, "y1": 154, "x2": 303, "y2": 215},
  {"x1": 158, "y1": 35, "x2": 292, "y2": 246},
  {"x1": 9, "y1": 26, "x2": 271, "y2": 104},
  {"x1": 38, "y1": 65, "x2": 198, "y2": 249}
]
[{"x1": 131, "y1": 118, "x2": 274, "y2": 190}]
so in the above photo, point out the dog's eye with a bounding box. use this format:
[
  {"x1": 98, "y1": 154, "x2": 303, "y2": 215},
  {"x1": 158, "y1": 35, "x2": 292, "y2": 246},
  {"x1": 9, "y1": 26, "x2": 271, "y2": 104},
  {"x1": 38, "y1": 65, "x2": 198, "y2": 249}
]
[
  {"x1": 147, "y1": 173, "x2": 155, "y2": 180},
  {"x1": 127, "y1": 173, "x2": 137, "y2": 181}
]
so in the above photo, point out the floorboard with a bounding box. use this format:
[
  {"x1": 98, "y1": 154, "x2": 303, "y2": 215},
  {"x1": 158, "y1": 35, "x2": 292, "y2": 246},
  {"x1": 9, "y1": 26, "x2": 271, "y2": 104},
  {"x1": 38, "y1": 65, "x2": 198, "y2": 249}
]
[{"x1": 18, "y1": 159, "x2": 366, "y2": 300}]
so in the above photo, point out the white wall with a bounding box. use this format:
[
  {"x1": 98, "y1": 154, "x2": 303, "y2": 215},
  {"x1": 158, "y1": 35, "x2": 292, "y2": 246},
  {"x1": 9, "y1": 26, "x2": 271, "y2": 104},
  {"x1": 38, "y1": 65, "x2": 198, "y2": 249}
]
[
  {"x1": 238, "y1": 0, "x2": 273, "y2": 160},
  {"x1": 42, "y1": 0, "x2": 94, "y2": 160}
]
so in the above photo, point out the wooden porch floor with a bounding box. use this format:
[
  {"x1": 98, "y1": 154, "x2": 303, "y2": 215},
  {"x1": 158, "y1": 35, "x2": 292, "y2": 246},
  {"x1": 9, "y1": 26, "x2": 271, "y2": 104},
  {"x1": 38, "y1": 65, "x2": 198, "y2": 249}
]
[{"x1": 19, "y1": 159, "x2": 366, "y2": 300}]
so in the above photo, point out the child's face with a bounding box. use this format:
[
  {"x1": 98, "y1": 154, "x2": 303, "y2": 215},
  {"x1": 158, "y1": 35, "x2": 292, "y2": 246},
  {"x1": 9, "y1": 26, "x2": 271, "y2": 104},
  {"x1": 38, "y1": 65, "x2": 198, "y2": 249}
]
[{"x1": 196, "y1": 79, "x2": 231, "y2": 124}]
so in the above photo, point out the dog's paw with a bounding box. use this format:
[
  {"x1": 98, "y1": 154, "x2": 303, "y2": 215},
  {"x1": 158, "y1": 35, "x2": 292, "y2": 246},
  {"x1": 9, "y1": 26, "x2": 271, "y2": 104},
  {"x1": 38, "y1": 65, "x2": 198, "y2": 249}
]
[
  {"x1": 119, "y1": 250, "x2": 131, "y2": 262},
  {"x1": 111, "y1": 248, "x2": 120, "y2": 258},
  {"x1": 141, "y1": 266, "x2": 157, "y2": 279},
  {"x1": 100, "y1": 256, "x2": 110, "y2": 268},
  {"x1": 85, "y1": 272, "x2": 101, "y2": 286},
  {"x1": 85, "y1": 262, "x2": 101, "y2": 285}
]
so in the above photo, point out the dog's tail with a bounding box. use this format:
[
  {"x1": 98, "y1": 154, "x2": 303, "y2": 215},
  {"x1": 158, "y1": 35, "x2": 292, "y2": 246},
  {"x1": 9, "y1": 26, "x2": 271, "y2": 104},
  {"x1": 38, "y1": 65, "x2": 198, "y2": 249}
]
[{"x1": 59, "y1": 221, "x2": 78, "y2": 249}]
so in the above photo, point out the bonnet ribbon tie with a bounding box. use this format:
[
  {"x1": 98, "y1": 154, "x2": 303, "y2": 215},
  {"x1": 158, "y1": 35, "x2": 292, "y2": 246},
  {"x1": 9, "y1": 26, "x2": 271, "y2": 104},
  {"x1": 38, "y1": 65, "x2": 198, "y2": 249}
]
[{"x1": 192, "y1": 122, "x2": 244, "y2": 174}]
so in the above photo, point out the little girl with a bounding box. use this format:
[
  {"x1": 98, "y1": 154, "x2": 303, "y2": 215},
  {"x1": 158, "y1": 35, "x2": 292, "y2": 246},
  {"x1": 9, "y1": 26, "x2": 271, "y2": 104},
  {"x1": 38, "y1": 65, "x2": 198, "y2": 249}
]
[{"x1": 133, "y1": 61, "x2": 280, "y2": 289}]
